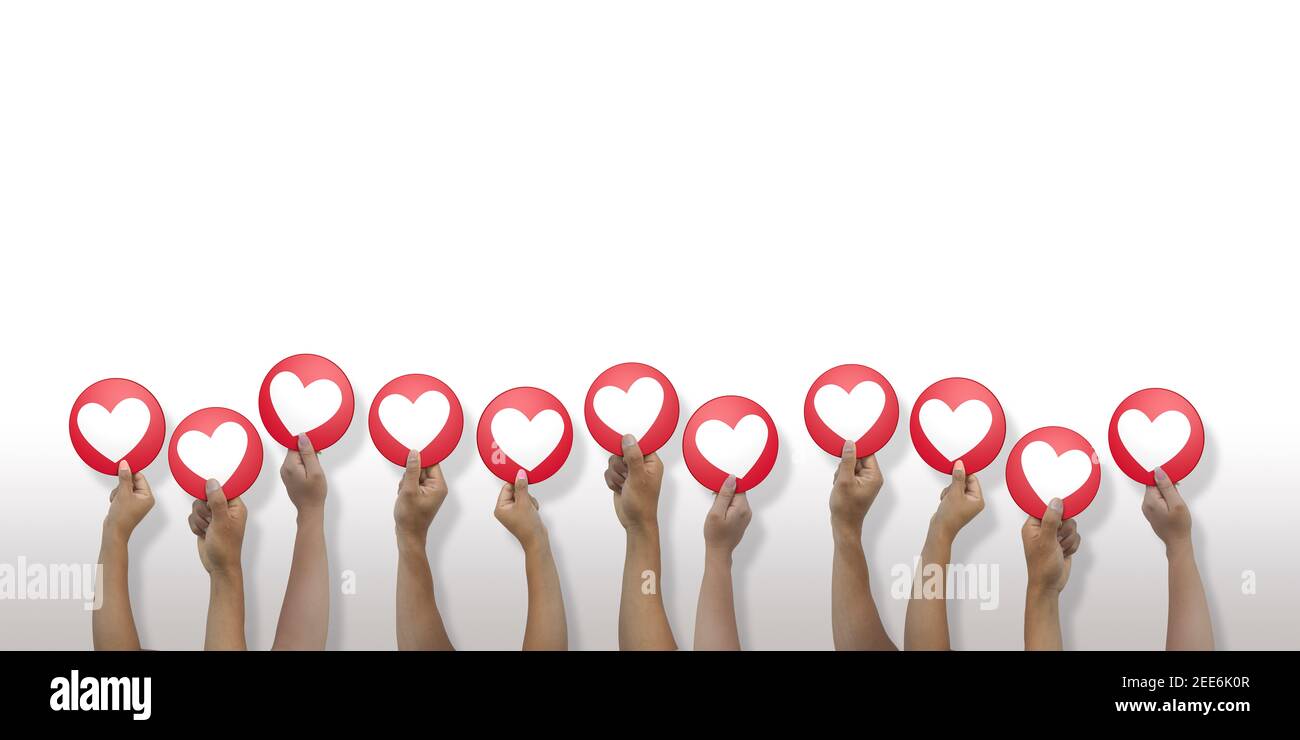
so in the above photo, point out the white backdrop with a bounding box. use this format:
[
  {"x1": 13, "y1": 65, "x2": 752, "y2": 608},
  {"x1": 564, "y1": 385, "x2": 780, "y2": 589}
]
[{"x1": 2, "y1": 1, "x2": 1297, "y2": 649}]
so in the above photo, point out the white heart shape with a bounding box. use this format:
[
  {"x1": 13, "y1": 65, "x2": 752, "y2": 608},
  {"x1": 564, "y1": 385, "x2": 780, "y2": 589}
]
[
  {"x1": 269, "y1": 372, "x2": 343, "y2": 435},
  {"x1": 77, "y1": 399, "x2": 150, "y2": 462},
  {"x1": 490, "y1": 408, "x2": 564, "y2": 471},
  {"x1": 1117, "y1": 409, "x2": 1191, "y2": 471},
  {"x1": 695, "y1": 415, "x2": 768, "y2": 478},
  {"x1": 813, "y1": 381, "x2": 885, "y2": 442},
  {"x1": 378, "y1": 391, "x2": 451, "y2": 452},
  {"x1": 177, "y1": 422, "x2": 248, "y2": 484},
  {"x1": 1020, "y1": 441, "x2": 1092, "y2": 502},
  {"x1": 918, "y1": 399, "x2": 992, "y2": 461},
  {"x1": 592, "y1": 377, "x2": 664, "y2": 441}
]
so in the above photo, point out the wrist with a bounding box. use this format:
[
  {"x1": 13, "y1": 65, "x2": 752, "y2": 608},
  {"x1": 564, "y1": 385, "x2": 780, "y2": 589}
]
[
  {"x1": 296, "y1": 506, "x2": 326, "y2": 527},
  {"x1": 926, "y1": 517, "x2": 958, "y2": 547},
  {"x1": 1165, "y1": 537, "x2": 1195, "y2": 561},
  {"x1": 521, "y1": 531, "x2": 552, "y2": 557},
  {"x1": 210, "y1": 562, "x2": 243, "y2": 582},
  {"x1": 101, "y1": 523, "x2": 131, "y2": 548},
  {"x1": 625, "y1": 520, "x2": 660, "y2": 539},
  {"x1": 396, "y1": 529, "x2": 429, "y2": 554},
  {"x1": 1026, "y1": 582, "x2": 1060, "y2": 604},
  {"x1": 831, "y1": 519, "x2": 862, "y2": 546},
  {"x1": 704, "y1": 546, "x2": 734, "y2": 567}
]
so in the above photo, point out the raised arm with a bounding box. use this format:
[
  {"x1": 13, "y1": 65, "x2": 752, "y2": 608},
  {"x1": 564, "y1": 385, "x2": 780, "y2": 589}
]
[
  {"x1": 605, "y1": 434, "x2": 676, "y2": 650},
  {"x1": 93, "y1": 461, "x2": 155, "y2": 650},
  {"x1": 904, "y1": 460, "x2": 984, "y2": 650},
  {"x1": 394, "y1": 450, "x2": 453, "y2": 650},
  {"x1": 273, "y1": 435, "x2": 330, "y2": 650},
  {"x1": 829, "y1": 441, "x2": 895, "y2": 651},
  {"x1": 1021, "y1": 499, "x2": 1081, "y2": 651},
  {"x1": 1142, "y1": 466, "x2": 1213, "y2": 650},
  {"x1": 191, "y1": 479, "x2": 248, "y2": 650},
  {"x1": 494, "y1": 471, "x2": 567, "y2": 650},
  {"x1": 694, "y1": 475, "x2": 751, "y2": 650}
]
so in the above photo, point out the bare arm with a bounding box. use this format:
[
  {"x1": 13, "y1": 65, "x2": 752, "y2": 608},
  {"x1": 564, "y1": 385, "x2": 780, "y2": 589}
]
[
  {"x1": 195, "y1": 479, "x2": 249, "y2": 651},
  {"x1": 829, "y1": 442, "x2": 896, "y2": 651},
  {"x1": 205, "y1": 568, "x2": 247, "y2": 651},
  {"x1": 694, "y1": 477, "x2": 750, "y2": 650},
  {"x1": 495, "y1": 471, "x2": 567, "y2": 650},
  {"x1": 273, "y1": 435, "x2": 330, "y2": 650},
  {"x1": 904, "y1": 461, "x2": 984, "y2": 650},
  {"x1": 607, "y1": 436, "x2": 676, "y2": 650},
  {"x1": 93, "y1": 463, "x2": 154, "y2": 650},
  {"x1": 394, "y1": 451, "x2": 453, "y2": 650},
  {"x1": 1143, "y1": 467, "x2": 1213, "y2": 650},
  {"x1": 1021, "y1": 499, "x2": 1079, "y2": 651}
]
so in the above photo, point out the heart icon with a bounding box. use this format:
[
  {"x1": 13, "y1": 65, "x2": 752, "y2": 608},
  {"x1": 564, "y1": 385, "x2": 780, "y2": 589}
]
[
  {"x1": 682, "y1": 396, "x2": 779, "y2": 493},
  {"x1": 1108, "y1": 388, "x2": 1204, "y2": 485},
  {"x1": 258, "y1": 354, "x2": 355, "y2": 450},
  {"x1": 909, "y1": 377, "x2": 1006, "y2": 474},
  {"x1": 804, "y1": 365, "x2": 900, "y2": 457},
  {"x1": 369, "y1": 374, "x2": 464, "y2": 467},
  {"x1": 168, "y1": 407, "x2": 264, "y2": 499},
  {"x1": 177, "y1": 423, "x2": 249, "y2": 485},
  {"x1": 584, "y1": 362, "x2": 680, "y2": 455},
  {"x1": 69, "y1": 378, "x2": 166, "y2": 475},
  {"x1": 477, "y1": 387, "x2": 573, "y2": 484},
  {"x1": 918, "y1": 400, "x2": 992, "y2": 461},
  {"x1": 1005, "y1": 426, "x2": 1101, "y2": 519},
  {"x1": 1116, "y1": 410, "x2": 1191, "y2": 472}
]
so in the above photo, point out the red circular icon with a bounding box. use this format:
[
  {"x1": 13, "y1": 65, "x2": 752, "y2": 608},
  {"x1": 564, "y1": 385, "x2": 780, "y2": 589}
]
[
  {"x1": 69, "y1": 378, "x2": 167, "y2": 475},
  {"x1": 477, "y1": 387, "x2": 573, "y2": 484},
  {"x1": 168, "y1": 407, "x2": 264, "y2": 500},
  {"x1": 909, "y1": 377, "x2": 1006, "y2": 474},
  {"x1": 1108, "y1": 388, "x2": 1204, "y2": 485},
  {"x1": 682, "y1": 396, "x2": 779, "y2": 493},
  {"x1": 258, "y1": 354, "x2": 355, "y2": 450},
  {"x1": 1006, "y1": 427, "x2": 1101, "y2": 520},
  {"x1": 804, "y1": 364, "x2": 900, "y2": 457},
  {"x1": 584, "y1": 362, "x2": 680, "y2": 456},
  {"x1": 369, "y1": 374, "x2": 464, "y2": 467}
]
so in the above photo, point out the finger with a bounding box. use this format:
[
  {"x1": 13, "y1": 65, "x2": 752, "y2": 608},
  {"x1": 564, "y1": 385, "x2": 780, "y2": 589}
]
[
  {"x1": 281, "y1": 448, "x2": 302, "y2": 474},
  {"x1": 1061, "y1": 532, "x2": 1081, "y2": 558},
  {"x1": 965, "y1": 472, "x2": 983, "y2": 500},
  {"x1": 298, "y1": 434, "x2": 323, "y2": 476},
  {"x1": 225, "y1": 495, "x2": 247, "y2": 515},
  {"x1": 193, "y1": 499, "x2": 212, "y2": 524},
  {"x1": 947, "y1": 459, "x2": 967, "y2": 498},
  {"x1": 604, "y1": 469, "x2": 625, "y2": 494},
  {"x1": 608, "y1": 454, "x2": 628, "y2": 478},
  {"x1": 1039, "y1": 497, "x2": 1064, "y2": 538},
  {"x1": 133, "y1": 473, "x2": 153, "y2": 497},
  {"x1": 712, "y1": 475, "x2": 737, "y2": 515},
  {"x1": 1142, "y1": 485, "x2": 1167, "y2": 514},
  {"x1": 513, "y1": 469, "x2": 529, "y2": 503},
  {"x1": 1057, "y1": 518, "x2": 1078, "y2": 540},
  {"x1": 117, "y1": 460, "x2": 133, "y2": 492},
  {"x1": 496, "y1": 482, "x2": 515, "y2": 507},
  {"x1": 836, "y1": 439, "x2": 858, "y2": 481},
  {"x1": 621, "y1": 435, "x2": 646, "y2": 479},
  {"x1": 400, "y1": 449, "x2": 422, "y2": 490},
  {"x1": 1153, "y1": 466, "x2": 1185, "y2": 508},
  {"x1": 732, "y1": 491, "x2": 752, "y2": 518},
  {"x1": 421, "y1": 464, "x2": 444, "y2": 489},
  {"x1": 204, "y1": 479, "x2": 228, "y2": 514},
  {"x1": 857, "y1": 454, "x2": 880, "y2": 479},
  {"x1": 188, "y1": 512, "x2": 202, "y2": 536},
  {"x1": 529, "y1": 494, "x2": 539, "y2": 510}
]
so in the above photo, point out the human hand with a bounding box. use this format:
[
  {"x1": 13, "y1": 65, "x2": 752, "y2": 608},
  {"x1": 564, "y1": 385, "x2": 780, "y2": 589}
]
[
  {"x1": 604, "y1": 435, "x2": 665, "y2": 532},
  {"x1": 280, "y1": 434, "x2": 327, "y2": 515},
  {"x1": 704, "y1": 475, "x2": 752, "y2": 555},
  {"x1": 930, "y1": 460, "x2": 984, "y2": 542},
  {"x1": 394, "y1": 449, "x2": 448, "y2": 542},
  {"x1": 1021, "y1": 499, "x2": 1081, "y2": 594},
  {"x1": 495, "y1": 470, "x2": 548, "y2": 551},
  {"x1": 829, "y1": 440, "x2": 883, "y2": 537},
  {"x1": 190, "y1": 480, "x2": 247, "y2": 575},
  {"x1": 1141, "y1": 466, "x2": 1192, "y2": 554},
  {"x1": 104, "y1": 461, "x2": 155, "y2": 541}
]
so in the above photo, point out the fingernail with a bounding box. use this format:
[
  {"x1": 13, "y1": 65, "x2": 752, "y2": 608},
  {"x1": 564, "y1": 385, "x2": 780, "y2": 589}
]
[
  {"x1": 118, "y1": 460, "x2": 130, "y2": 473},
  {"x1": 621, "y1": 434, "x2": 635, "y2": 448},
  {"x1": 723, "y1": 475, "x2": 737, "y2": 492},
  {"x1": 1154, "y1": 466, "x2": 1168, "y2": 482},
  {"x1": 953, "y1": 460, "x2": 965, "y2": 474},
  {"x1": 843, "y1": 439, "x2": 855, "y2": 455},
  {"x1": 409, "y1": 449, "x2": 420, "y2": 461},
  {"x1": 1049, "y1": 498, "x2": 1063, "y2": 512},
  {"x1": 298, "y1": 434, "x2": 309, "y2": 448},
  {"x1": 205, "y1": 479, "x2": 220, "y2": 494},
  {"x1": 516, "y1": 469, "x2": 528, "y2": 483}
]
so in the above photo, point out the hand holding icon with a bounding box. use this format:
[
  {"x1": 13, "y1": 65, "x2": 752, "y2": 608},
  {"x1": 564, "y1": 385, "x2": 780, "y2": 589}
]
[
  {"x1": 1021, "y1": 499, "x2": 1082, "y2": 596},
  {"x1": 605, "y1": 434, "x2": 665, "y2": 532},
  {"x1": 495, "y1": 471, "x2": 548, "y2": 551},
  {"x1": 703, "y1": 475, "x2": 752, "y2": 555},
  {"x1": 189, "y1": 480, "x2": 248, "y2": 575},
  {"x1": 394, "y1": 449, "x2": 449, "y2": 543},
  {"x1": 930, "y1": 460, "x2": 984, "y2": 542},
  {"x1": 829, "y1": 439, "x2": 883, "y2": 537},
  {"x1": 104, "y1": 461, "x2": 155, "y2": 542},
  {"x1": 280, "y1": 434, "x2": 327, "y2": 514}
]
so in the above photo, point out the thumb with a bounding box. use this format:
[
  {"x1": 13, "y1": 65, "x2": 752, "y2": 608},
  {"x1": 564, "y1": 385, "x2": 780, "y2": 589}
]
[
  {"x1": 621, "y1": 434, "x2": 646, "y2": 478},
  {"x1": 712, "y1": 475, "x2": 737, "y2": 515},
  {"x1": 116, "y1": 460, "x2": 133, "y2": 491},
  {"x1": 1040, "y1": 497, "x2": 1064, "y2": 537},
  {"x1": 513, "y1": 469, "x2": 529, "y2": 503},
  {"x1": 1153, "y1": 466, "x2": 1185, "y2": 508},
  {"x1": 400, "y1": 449, "x2": 422, "y2": 489},
  {"x1": 298, "y1": 434, "x2": 323, "y2": 475},
  {"x1": 835, "y1": 439, "x2": 858, "y2": 481},
  {"x1": 947, "y1": 459, "x2": 967, "y2": 496},
  {"x1": 204, "y1": 479, "x2": 228, "y2": 514}
]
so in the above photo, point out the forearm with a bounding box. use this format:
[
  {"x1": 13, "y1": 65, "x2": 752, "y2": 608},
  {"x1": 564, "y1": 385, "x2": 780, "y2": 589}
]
[
  {"x1": 831, "y1": 524, "x2": 896, "y2": 651},
  {"x1": 396, "y1": 534, "x2": 453, "y2": 650},
  {"x1": 1024, "y1": 587, "x2": 1062, "y2": 650},
  {"x1": 694, "y1": 549, "x2": 740, "y2": 650},
  {"x1": 619, "y1": 525, "x2": 676, "y2": 650},
  {"x1": 520, "y1": 536, "x2": 567, "y2": 650},
  {"x1": 92, "y1": 531, "x2": 141, "y2": 650},
  {"x1": 272, "y1": 509, "x2": 329, "y2": 650},
  {"x1": 904, "y1": 523, "x2": 953, "y2": 650},
  {"x1": 205, "y1": 568, "x2": 247, "y2": 650},
  {"x1": 1165, "y1": 541, "x2": 1214, "y2": 650}
]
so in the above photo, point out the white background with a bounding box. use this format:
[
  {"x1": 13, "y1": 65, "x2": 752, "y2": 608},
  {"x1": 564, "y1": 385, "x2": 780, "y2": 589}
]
[{"x1": 1, "y1": 1, "x2": 1297, "y2": 649}]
